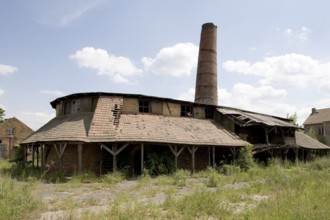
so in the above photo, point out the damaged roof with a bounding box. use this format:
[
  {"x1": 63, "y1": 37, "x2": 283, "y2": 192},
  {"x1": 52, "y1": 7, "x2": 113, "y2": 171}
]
[
  {"x1": 217, "y1": 107, "x2": 296, "y2": 128},
  {"x1": 23, "y1": 96, "x2": 246, "y2": 147}
]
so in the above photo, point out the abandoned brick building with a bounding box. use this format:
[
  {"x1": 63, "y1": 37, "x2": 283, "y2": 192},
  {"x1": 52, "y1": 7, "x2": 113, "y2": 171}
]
[
  {"x1": 22, "y1": 23, "x2": 329, "y2": 175},
  {"x1": 0, "y1": 117, "x2": 34, "y2": 159},
  {"x1": 304, "y1": 108, "x2": 330, "y2": 146}
]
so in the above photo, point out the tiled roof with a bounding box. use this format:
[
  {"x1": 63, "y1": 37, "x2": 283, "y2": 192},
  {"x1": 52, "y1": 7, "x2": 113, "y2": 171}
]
[
  {"x1": 109, "y1": 114, "x2": 246, "y2": 146},
  {"x1": 217, "y1": 107, "x2": 295, "y2": 127},
  {"x1": 22, "y1": 113, "x2": 93, "y2": 143},
  {"x1": 295, "y1": 131, "x2": 330, "y2": 149},
  {"x1": 303, "y1": 108, "x2": 330, "y2": 125},
  {"x1": 23, "y1": 112, "x2": 246, "y2": 147}
]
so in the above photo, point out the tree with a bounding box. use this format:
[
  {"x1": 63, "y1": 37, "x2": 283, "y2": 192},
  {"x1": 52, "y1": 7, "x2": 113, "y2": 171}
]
[
  {"x1": 0, "y1": 108, "x2": 4, "y2": 123},
  {"x1": 287, "y1": 112, "x2": 298, "y2": 126}
]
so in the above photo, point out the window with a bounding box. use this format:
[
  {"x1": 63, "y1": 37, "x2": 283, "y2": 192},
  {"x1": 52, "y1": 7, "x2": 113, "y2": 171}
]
[
  {"x1": 205, "y1": 107, "x2": 214, "y2": 119},
  {"x1": 139, "y1": 100, "x2": 150, "y2": 113},
  {"x1": 318, "y1": 127, "x2": 324, "y2": 136},
  {"x1": 181, "y1": 105, "x2": 192, "y2": 117}
]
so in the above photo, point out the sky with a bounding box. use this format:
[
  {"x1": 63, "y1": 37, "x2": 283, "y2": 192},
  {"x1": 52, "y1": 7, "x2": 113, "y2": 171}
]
[{"x1": 1, "y1": 0, "x2": 330, "y2": 130}]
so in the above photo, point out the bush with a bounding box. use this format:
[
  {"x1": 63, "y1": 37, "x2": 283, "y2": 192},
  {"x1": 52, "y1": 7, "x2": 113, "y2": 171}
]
[
  {"x1": 145, "y1": 152, "x2": 175, "y2": 176},
  {"x1": 237, "y1": 144, "x2": 255, "y2": 171},
  {"x1": 101, "y1": 171, "x2": 125, "y2": 184}
]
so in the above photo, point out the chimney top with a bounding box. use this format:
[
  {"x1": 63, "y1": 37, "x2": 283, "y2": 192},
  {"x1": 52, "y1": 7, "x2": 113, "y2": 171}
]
[{"x1": 202, "y1": 23, "x2": 217, "y2": 28}]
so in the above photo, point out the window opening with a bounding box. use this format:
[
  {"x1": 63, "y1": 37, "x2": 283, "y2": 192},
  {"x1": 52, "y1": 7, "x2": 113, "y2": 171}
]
[
  {"x1": 181, "y1": 105, "x2": 192, "y2": 117},
  {"x1": 139, "y1": 100, "x2": 150, "y2": 113}
]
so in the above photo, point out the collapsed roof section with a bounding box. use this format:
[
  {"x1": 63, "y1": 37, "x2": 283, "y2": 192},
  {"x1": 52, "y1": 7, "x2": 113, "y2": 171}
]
[{"x1": 216, "y1": 107, "x2": 296, "y2": 128}]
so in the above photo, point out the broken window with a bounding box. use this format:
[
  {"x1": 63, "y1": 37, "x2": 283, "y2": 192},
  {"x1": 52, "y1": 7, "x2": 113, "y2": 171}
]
[
  {"x1": 181, "y1": 105, "x2": 192, "y2": 117},
  {"x1": 139, "y1": 100, "x2": 150, "y2": 113}
]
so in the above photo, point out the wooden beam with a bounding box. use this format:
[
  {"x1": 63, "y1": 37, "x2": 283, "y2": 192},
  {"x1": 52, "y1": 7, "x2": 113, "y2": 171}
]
[
  {"x1": 41, "y1": 144, "x2": 45, "y2": 172},
  {"x1": 168, "y1": 145, "x2": 185, "y2": 170},
  {"x1": 77, "y1": 144, "x2": 83, "y2": 173},
  {"x1": 187, "y1": 146, "x2": 198, "y2": 174},
  {"x1": 32, "y1": 144, "x2": 35, "y2": 168},
  {"x1": 101, "y1": 143, "x2": 129, "y2": 156},
  {"x1": 54, "y1": 143, "x2": 67, "y2": 172},
  {"x1": 212, "y1": 146, "x2": 216, "y2": 168},
  {"x1": 113, "y1": 144, "x2": 117, "y2": 171},
  {"x1": 141, "y1": 143, "x2": 144, "y2": 173}
]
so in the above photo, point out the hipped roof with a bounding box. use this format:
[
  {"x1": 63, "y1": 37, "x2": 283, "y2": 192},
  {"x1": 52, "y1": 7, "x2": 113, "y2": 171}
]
[
  {"x1": 23, "y1": 96, "x2": 246, "y2": 147},
  {"x1": 22, "y1": 113, "x2": 246, "y2": 147}
]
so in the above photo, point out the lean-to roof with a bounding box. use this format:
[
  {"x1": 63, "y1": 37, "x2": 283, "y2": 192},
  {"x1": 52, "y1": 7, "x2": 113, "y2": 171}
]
[{"x1": 295, "y1": 131, "x2": 330, "y2": 150}]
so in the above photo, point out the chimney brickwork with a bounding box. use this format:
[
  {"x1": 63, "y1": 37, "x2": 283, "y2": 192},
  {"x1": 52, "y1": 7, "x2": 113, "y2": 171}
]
[{"x1": 194, "y1": 23, "x2": 218, "y2": 106}]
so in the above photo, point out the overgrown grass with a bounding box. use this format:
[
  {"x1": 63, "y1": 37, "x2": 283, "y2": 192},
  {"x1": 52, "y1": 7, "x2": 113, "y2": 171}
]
[{"x1": 1, "y1": 156, "x2": 330, "y2": 219}]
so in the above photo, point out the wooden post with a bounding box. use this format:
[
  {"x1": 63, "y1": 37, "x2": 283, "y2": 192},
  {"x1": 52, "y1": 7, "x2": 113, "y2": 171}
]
[
  {"x1": 212, "y1": 146, "x2": 216, "y2": 168},
  {"x1": 41, "y1": 144, "x2": 45, "y2": 172},
  {"x1": 208, "y1": 147, "x2": 211, "y2": 167},
  {"x1": 230, "y1": 147, "x2": 237, "y2": 165},
  {"x1": 36, "y1": 146, "x2": 39, "y2": 168},
  {"x1": 113, "y1": 144, "x2": 117, "y2": 171},
  {"x1": 54, "y1": 143, "x2": 67, "y2": 173},
  {"x1": 187, "y1": 146, "x2": 198, "y2": 174},
  {"x1": 141, "y1": 144, "x2": 144, "y2": 173},
  {"x1": 32, "y1": 144, "x2": 35, "y2": 167},
  {"x1": 77, "y1": 144, "x2": 83, "y2": 173},
  {"x1": 169, "y1": 145, "x2": 185, "y2": 170}
]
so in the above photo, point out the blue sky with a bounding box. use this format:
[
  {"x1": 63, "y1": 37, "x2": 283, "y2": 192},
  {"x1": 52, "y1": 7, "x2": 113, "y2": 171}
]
[{"x1": 1, "y1": 0, "x2": 330, "y2": 130}]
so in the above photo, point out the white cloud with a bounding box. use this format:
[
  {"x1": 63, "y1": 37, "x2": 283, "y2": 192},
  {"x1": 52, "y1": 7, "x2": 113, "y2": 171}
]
[
  {"x1": 40, "y1": 90, "x2": 65, "y2": 96},
  {"x1": 281, "y1": 26, "x2": 312, "y2": 42},
  {"x1": 34, "y1": 0, "x2": 105, "y2": 27},
  {"x1": 70, "y1": 47, "x2": 142, "y2": 84},
  {"x1": 142, "y1": 43, "x2": 198, "y2": 77},
  {"x1": 0, "y1": 89, "x2": 4, "y2": 97},
  {"x1": 17, "y1": 111, "x2": 55, "y2": 131},
  {"x1": 223, "y1": 53, "x2": 330, "y2": 88},
  {"x1": 0, "y1": 64, "x2": 18, "y2": 75}
]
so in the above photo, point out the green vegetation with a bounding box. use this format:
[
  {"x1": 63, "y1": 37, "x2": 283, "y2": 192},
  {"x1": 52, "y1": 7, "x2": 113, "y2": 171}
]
[
  {"x1": 0, "y1": 156, "x2": 330, "y2": 219},
  {"x1": 0, "y1": 108, "x2": 4, "y2": 123}
]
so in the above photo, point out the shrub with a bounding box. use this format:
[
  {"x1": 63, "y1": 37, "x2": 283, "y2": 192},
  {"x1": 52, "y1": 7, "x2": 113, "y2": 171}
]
[
  {"x1": 101, "y1": 171, "x2": 125, "y2": 184},
  {"x1": 145, "y1": 152, "x2": 175, "y2": 176},
  {"x1": 237, "y1": 144, "x2": 256, "y2": 171}
]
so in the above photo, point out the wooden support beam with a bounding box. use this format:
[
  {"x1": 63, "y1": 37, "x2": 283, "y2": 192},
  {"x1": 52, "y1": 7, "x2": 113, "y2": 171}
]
[
  {"x1": 168, "y1": 145, "x2": 185, "y2": 170},
  {"x1": 77, "y1": 144, "x2": 83, "y2": 173},
  {"x1": 32, "y1": 144, "x2": 35, "y2": 168},
  {"x1": 41, "y1": 144, "x2": 45, "y2": 172},
  {"x1": 101, "y1": 143, "x2": 130, "y2": 172},
  {"x1": 54, "y1": 143, "x2": 67, "y2": 172},
  {"x1": 212, "y1": 146, "x2": 216, "y2": 168},
  {"x1": 187, "y1": 146, "x2": 198, "y2": 174},
  {"x1": 141, "y1": 143, "x2": 144, "y2": 173},
  {"x1": 113, "y1": 144, "x2": 117, "y2": 171}
]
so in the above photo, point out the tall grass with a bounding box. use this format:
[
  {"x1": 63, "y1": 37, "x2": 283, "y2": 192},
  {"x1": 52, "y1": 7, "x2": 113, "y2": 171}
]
[{"x1": 1, "y1": 156, "x2": 330, "y2": 219}]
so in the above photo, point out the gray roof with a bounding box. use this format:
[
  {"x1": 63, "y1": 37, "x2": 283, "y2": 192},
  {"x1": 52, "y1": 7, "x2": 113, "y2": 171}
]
[
  {"x1": 295, "y1": 131, "x2": 330, "y2": 149},
  {"x1": 303, "y1": 108, "x2": 330, "y2": 125},
  {"x1": 217, "y1": 107, "x2": 295, "y2": 127}
]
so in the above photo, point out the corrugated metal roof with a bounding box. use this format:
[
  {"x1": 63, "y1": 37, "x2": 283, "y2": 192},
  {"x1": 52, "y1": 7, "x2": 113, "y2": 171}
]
[
  {"x1": 303, "y1": 108, "x2": 330, "y2": 125},
  {"x1": 217, "y1": 107, "x2": 295, "y2": 127},
  {"x1": 295, "y1": 131, "x2": 330, "y2": 149}
]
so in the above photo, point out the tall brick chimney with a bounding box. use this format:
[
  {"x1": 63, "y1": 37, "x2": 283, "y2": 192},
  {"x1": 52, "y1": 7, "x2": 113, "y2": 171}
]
[{"x1": 194, "y1": 22, "x2": 218, "y2": 106}]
